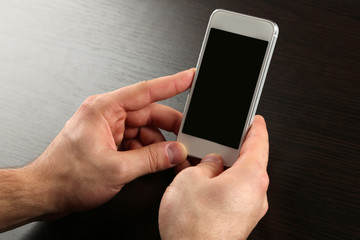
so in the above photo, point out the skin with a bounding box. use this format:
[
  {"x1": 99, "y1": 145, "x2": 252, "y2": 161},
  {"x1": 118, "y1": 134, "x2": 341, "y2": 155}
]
[
  {"x1": 159, "y1": 115, "x2": 269, "y2": 240},
  {"x1": 0, "y1": 69, "x2": 270, "y2": 240},
  {"x1": 0, "y1": 69, "x2": 194, "y2": 231}
]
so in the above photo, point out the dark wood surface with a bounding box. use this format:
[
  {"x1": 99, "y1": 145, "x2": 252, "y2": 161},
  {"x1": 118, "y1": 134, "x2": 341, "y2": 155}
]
[{"x1": 0, "y1": 0, "x2": 359, "y2": 239}]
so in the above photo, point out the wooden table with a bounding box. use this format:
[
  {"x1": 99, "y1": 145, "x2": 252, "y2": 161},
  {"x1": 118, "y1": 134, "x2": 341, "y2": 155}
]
[{"x1": 0, "y1": 0, "x2": 359, "y2": 239}]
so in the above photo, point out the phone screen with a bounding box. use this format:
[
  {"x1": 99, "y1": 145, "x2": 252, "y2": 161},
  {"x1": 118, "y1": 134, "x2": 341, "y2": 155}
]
[{"x1": 182, "y1": 28, "x2": 268, "y2": 149}]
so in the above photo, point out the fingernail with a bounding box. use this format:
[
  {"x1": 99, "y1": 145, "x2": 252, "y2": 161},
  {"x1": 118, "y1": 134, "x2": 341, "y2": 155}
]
[
  {"x1": 202, "y1": 153, "x2": 222, "y2": 163},
  {"x1": 167, "y1": 143, "x2": 187, "y2": 165}
]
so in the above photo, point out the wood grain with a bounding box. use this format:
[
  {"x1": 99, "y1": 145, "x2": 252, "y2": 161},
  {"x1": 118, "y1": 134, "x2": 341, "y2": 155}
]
[{"x1": 0, "y1": 0, "x2": 359, "y2": 239}]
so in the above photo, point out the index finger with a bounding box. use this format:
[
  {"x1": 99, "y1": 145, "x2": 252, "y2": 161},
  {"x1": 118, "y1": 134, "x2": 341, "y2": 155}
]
[{"x1": 107, "y1": 68, "x2": 195, "y2": 111}]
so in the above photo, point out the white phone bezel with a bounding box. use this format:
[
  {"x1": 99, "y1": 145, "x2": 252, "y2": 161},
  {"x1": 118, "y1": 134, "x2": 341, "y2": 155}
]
[{"x1": 177, "y1": 9, "x2": 279, "y2": 166}]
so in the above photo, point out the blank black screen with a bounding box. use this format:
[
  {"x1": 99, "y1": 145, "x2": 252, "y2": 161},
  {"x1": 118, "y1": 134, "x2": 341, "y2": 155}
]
[{"x1": 182, "y1": 28, "x2": 268, "y2": 148}]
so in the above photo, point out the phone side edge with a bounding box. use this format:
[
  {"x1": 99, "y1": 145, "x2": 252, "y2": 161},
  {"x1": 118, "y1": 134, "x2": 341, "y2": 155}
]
[{"x1": 237, "y1": 23, "x2": 279, "y2": 159}]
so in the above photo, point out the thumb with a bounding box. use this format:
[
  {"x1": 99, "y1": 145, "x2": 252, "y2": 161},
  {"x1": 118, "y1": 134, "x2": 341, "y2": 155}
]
[
  {"x1": 195, "y1": 153, "x2": 224, "y2": 178},
  {"x1": 112, "y1": 141, "x2": 188, "y2": 183}
]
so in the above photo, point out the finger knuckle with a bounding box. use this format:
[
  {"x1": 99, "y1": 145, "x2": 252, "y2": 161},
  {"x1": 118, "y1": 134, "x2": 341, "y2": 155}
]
[
  {"x1": 80, "y1": 94, "x2": 103, "y2": 115},
  {"x1": 176, "y1": 165, "x2": 199, "y2": 180},
  {"x1": 146, "y1": 147, "x2": 161, "y2": 173},
  {"x1": 114, "y1": 162, "x2": 127, "y2": 182},
  {"x1": 263, "y1": 198, "x2": 269, "y2": 213},
  {"x1": 258, "y1": 197, "x2": 269, "y2": 218},
  {"x1": 137, "y1": 80, "x2": 152, "y2": 103},
  {"x1": 257, "y1": 171, "x2": 270, "y2": 192}
]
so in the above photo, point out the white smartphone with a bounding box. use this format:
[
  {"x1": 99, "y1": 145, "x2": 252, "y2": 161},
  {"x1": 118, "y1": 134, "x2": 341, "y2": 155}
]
[{"x1": 177, "y1": 9, "x2": 279, "y2": 166}]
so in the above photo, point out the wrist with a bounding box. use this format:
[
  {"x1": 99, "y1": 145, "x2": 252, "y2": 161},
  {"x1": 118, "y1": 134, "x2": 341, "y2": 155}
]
[
  {"x1": 22, "y1": 158, "x2": 70, "y2": 218},
  {"x1": 20, "y1": 165, "x2": 58, "y2": 215},
  {"x1": 0, "y1": 167, "x2": 55, "y2": 231}
]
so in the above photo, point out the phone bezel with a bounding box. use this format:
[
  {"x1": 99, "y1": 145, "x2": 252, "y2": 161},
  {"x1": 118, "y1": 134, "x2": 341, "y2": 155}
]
[{"x1": 177, "y1": 9, "x2": 278, "y2": 166}]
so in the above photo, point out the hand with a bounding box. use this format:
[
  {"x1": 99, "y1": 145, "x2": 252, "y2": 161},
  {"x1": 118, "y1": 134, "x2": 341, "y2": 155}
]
[
  {"x1": 159, "y1": 115, "x2": 269, "y2": 240},
  {"x1": 20, "y1": 69, "x2": 194, "y2": 218}
]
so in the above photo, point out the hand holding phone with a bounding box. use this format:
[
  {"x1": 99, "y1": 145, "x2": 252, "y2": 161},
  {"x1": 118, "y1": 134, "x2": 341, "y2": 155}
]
[{"x1": 177, "y1": 9, "x2": 278, "y2": 166}]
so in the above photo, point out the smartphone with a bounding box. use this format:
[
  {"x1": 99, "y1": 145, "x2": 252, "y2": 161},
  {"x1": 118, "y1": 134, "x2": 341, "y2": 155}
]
[{"x1": 177, "y1": 9, "x2": 279, "y2": 166}]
